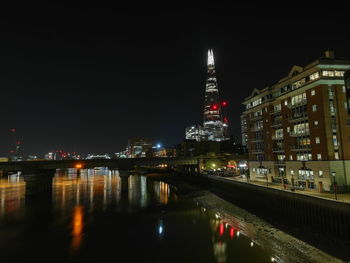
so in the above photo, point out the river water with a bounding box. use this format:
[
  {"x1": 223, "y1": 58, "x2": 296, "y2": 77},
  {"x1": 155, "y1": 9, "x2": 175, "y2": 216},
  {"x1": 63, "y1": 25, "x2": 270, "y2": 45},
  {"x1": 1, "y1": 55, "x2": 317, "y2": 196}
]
[{"x1": 0, "y1": 169, "x2": 343, "y2": 262}]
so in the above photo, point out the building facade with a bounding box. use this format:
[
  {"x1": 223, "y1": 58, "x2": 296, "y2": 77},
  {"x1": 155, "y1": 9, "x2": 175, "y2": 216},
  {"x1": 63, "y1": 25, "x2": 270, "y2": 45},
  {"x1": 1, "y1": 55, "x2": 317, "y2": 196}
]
[
  {"x1": 240, "y1": 114, "x2": 248, "y2": 146},
  {"x1": 242, "y1": 51, "x2": 350, "y2": 192},
  {"x1": 203, "y1": 49, "x2": 227, "y2": 141},
  {"x1": 127, "y1": 138, "x2": 153, "y2": 158},
  {"x1": 185, "y1": 125, "x2": 205, "y2": 141},
  {"x1": 185, "y1": 49, "x2": 229, "y2": 142}
]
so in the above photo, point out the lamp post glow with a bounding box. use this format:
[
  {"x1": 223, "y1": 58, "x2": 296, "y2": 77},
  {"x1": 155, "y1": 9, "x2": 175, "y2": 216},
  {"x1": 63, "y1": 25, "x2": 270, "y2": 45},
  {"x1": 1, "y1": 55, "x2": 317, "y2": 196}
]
[{"x1": 332, "y1": 171, "x2": 337, "y2": 200}]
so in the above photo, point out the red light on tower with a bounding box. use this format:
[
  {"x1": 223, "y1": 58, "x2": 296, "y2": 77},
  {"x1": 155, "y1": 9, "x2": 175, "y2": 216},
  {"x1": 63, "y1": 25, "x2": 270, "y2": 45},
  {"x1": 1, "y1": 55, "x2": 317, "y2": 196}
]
[
  {"x1": 11, "y1": 128, "x2": 16, "y2": 132},
  {"x1": 211, "y1": 104, "x2": 218, "y2": 110},
  {"x1": 221, "y1": 101, "x2": 227, "y2": 107}
]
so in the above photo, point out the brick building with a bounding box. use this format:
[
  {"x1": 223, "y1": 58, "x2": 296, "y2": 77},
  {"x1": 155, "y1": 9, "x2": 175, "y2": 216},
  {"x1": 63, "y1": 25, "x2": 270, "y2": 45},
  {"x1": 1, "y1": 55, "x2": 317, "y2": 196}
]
[{"x1": 242, "y1": 51, "x2": 350, "y2": 191}]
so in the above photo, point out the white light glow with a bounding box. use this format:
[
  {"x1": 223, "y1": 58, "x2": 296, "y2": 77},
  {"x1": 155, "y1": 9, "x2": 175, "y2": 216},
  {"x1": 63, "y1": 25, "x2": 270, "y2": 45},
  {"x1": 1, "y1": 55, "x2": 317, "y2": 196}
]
[
  {"x1": 159, "y1": 225, "x2": 163, "y2": 235},
  {"x1": 207, "y1": 49, "x2": 215, "y2": 66}
]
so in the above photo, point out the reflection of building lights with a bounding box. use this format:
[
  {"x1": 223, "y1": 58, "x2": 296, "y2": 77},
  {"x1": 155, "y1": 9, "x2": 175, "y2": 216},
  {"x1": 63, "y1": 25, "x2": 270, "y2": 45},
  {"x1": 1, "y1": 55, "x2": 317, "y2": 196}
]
[
  {"x1": 225, "y1": 223, "x2": 228, "y2": 228},
  {"x1": 237, "y1": 231, "x2": 240, "y2": 237},
  {"x1": 75, "y1": 164, "x2": 82, "y2": 169},
  {"x1": 219, "y1": 223, "x2": 224, "y2": 236},
  {"x1": 250, "y1": 242, "x2": 254, "y2": 247},
  {"x1": 71, "y1": 205, "x2": 84, "y2": 250},
  {"x1": 229, "y1": 227, "x2": 234, "y2": 239}
]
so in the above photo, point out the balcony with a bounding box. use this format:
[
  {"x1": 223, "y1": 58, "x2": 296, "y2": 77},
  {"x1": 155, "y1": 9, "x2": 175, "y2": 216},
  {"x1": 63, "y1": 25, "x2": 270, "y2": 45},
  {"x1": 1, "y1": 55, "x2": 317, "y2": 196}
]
[
  {"x1": 274, "y1": 160, "x2": 286, "y2": 166},
  {"x1": 272, "y1": 148, "x2": 284, "y2": 153},
  {"x1": 288, "y1": 100, "x2": 307, "y2": 109},
  {"x1": 250, "y1": 138, "x2": 264, "y2": 143},
  {"x1": 289, "y1": 113, "x2": 308, "y2": 123},
  {"x1": 250, "y1": 115, "x2": 263, "y2": 121},
  {"x1": 289, "y1": 131, "x2": 310, "y2": 137},
  {"x1": 271, "y1": 121, "x2": 283, "y2": 128},
  {"x1": 250, "y1": 126, "x2": 263, "y2": 132},
  {"x1": 290, "y1": 144, "x2": 311, "y2": 151},
  {"x1": 251, "y1": 149, "x2": 264, "y2": 154},
  {"x1": 272, "y1": 135, "x2": 284, "y2": 141},
  {"x1": 270, "y1": 110, "x2": 282, "y2": 116}
]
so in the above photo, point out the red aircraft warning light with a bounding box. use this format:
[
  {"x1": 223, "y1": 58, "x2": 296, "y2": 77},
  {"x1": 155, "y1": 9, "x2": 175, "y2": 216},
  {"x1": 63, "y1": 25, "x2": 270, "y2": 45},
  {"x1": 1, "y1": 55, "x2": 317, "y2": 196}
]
[
  {"x1": 211, "y1": 104, "x2": 218, "y2": 110},
  {"x1": 221, "y1": 101, "x2": 227, "y2": 107}
]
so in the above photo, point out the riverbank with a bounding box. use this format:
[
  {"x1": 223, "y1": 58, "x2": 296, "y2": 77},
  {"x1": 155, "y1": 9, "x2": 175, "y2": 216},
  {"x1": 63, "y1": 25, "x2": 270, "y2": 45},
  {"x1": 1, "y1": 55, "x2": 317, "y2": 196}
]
[{"x1": 144, "y1": 172, "x2": 349, "y2": 262}]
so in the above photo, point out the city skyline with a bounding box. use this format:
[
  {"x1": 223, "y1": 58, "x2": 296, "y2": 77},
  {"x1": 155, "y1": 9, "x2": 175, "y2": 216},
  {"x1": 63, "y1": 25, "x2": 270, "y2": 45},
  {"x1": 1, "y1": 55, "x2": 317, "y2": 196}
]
[{"x1": 1, "y1": 3, "x2": 350, "y2": 156}]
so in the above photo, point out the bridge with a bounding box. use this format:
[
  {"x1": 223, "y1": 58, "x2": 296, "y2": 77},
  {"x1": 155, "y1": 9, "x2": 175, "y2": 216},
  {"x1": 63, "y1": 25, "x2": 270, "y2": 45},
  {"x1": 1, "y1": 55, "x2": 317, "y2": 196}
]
[{"x1": 0, "y1": 157, "x2": 200, "y2": 175}]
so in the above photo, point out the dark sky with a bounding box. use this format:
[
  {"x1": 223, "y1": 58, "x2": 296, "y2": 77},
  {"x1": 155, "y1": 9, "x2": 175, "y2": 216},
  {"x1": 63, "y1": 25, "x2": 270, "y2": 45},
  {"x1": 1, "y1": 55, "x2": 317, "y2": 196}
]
[{"x1": 1, "y1": 2, "x2": 350, "y2": 156}]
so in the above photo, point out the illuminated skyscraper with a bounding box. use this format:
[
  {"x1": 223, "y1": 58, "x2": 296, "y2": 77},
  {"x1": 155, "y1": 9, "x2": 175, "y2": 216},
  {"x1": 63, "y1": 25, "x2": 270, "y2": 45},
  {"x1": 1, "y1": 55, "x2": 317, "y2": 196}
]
[{"x1": 203, "y1": 49, "x2": 228, "y2": 141}]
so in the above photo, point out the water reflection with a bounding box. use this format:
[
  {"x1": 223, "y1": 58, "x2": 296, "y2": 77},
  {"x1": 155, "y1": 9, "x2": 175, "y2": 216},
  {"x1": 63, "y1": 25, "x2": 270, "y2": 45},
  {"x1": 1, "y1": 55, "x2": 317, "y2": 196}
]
[
  {"x1": 0, "y1": 175, "x2": 25, "y2": 219},
  {"x1": 71, "y1": 205, "x2": 84, "y2": 251},
  {"x1": 0, "y1": 170, "x2": 333, "y2": 263}
]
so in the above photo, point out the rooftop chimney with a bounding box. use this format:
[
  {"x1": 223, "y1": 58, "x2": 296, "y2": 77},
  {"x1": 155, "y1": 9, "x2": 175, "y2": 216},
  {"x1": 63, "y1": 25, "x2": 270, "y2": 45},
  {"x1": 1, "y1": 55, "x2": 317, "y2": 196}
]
[{"x1": 325, "y1": 50, "x2": 335, "y2": 59}]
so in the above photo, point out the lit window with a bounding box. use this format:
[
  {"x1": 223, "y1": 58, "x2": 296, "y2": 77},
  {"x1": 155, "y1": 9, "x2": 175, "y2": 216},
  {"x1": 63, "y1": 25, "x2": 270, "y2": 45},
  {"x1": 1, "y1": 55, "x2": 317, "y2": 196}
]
[
  {"x1": 343, "y1": 86, "x2": 346, "y2": 93},
  {"x1": 314, "y1": 121, "x2": 318, "y2": 127},
  {"x1": 317, "y1": 154, "x2": 322, "y2": 160},
  {"x1": 333, "y1": 135, "x2": 338, "y2": 146},
  {"x1": 284, "y1": 100, "x2": 288, "y2": 106},
  {"x1": 322, "y1": 70, "x2": 335, "y2": 77},
  {"x1": 335, "y1": 152, "x2": 339, "y2": 160},
  {"x1": 252, "y1": 168, "x2": 256, "y2": 172},
  {"x1": 311, "y1": 90, "x2": 316, "y2": 96},
  {"x1": 287, "y1": 127, "x2": 290, "y2": 132},
  {"x1": 345, "y1": 102, "x2": 348, "y2": 110},
  {"x1": 289, "y1": 155, "x2": 293, "y2": 160},
  {"x1": 315, "y1": 137, "x2": 320, "y2": 144},
  {"x1": 319, "y1": 170, "x2": 323, "y2": 177},
  {"x1": 310, "y1": 72, "x2": 320, "y2": 80},
  {"x1": 335, "y1": 71, "x2": 344, "y2": 77},
  {"x1": 312, "y1": 105, "x2": 317, "y2": 112}
]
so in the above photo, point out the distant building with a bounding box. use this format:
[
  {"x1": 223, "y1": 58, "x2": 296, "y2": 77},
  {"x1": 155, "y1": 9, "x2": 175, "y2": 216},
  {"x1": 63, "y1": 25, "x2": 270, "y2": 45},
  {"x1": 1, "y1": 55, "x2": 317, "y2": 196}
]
[
  {"x1": 176, "y1": 139, "x2": 246, "y2": 157},
  {"x1": 27, "y1": 155, "x2": 38, "y2": 160},
  {"x1": 127, "y1": 138, "x2": 153, "y2": 158},
  {"x1": 115, "y1": 150, "x2": 128, "y2": 158},
  {"x1": 44, "y1": 152, "x2": 56, "y2": 160},
  {"x1": 153, "y1": 147, "x2": 176, "y2": 157},
  {"x1": 186, "y1": 49, "x2": 229, "y2": 142},
  {"x1": 241, "y1": 51, "x2": 350, "y2": 191},
  {"x1": 86, "y1": 154, "x2": 111, "y2": 159},
  {"x1": 185, "y1": 125, "x2": 205, "y2": 141}
]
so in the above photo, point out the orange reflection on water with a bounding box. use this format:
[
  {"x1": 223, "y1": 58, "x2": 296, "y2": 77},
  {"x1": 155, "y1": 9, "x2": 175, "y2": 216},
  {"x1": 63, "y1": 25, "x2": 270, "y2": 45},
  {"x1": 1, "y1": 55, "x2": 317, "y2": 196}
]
[
  {"x1": 0, "y1": 177, "x2": 25, "y2": 218},
  {"x1": 71, "y1": 205, "x2": 84, "y2": 251}
]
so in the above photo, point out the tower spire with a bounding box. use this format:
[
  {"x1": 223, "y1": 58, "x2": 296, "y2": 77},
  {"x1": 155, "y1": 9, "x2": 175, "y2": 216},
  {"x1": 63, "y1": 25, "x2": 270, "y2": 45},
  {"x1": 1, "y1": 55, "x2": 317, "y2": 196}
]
[{"x1": 207, "y1": 49, "x2": 215, "y2": 66}]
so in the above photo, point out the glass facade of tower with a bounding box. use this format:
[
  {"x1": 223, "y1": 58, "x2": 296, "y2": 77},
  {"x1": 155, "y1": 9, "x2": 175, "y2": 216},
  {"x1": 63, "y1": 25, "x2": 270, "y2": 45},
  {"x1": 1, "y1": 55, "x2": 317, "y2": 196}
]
[{"x1": 203, "y1": 49, "x2": 226, "y2": 141}]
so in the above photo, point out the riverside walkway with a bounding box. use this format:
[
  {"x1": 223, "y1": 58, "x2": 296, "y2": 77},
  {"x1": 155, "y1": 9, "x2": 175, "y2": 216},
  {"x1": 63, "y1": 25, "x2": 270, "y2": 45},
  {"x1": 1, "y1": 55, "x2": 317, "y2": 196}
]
[{"x1": 222, "y1": 175, "x2": 350, "y2": 203}]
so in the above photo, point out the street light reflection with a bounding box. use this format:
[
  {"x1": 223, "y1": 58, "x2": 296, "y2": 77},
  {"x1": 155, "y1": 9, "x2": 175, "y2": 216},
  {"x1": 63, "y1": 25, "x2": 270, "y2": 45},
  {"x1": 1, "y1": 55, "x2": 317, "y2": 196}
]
[{"x1": 71, "y1": 205, "x2": 84, "y2": 251}]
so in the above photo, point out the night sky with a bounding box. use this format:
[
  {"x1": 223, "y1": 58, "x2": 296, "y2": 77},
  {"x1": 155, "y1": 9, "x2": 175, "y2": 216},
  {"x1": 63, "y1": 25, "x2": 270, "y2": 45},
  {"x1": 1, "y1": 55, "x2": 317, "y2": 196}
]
[{"x1": 1, "y1": 3, "x2": 350, "y2": 156}]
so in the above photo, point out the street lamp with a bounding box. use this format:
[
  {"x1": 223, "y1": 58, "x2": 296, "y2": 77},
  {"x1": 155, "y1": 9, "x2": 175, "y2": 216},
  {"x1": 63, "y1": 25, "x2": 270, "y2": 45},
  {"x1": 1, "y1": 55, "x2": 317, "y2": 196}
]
[{"x1": 332, "y1": 171, "x2": 337, "y2": 200}]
